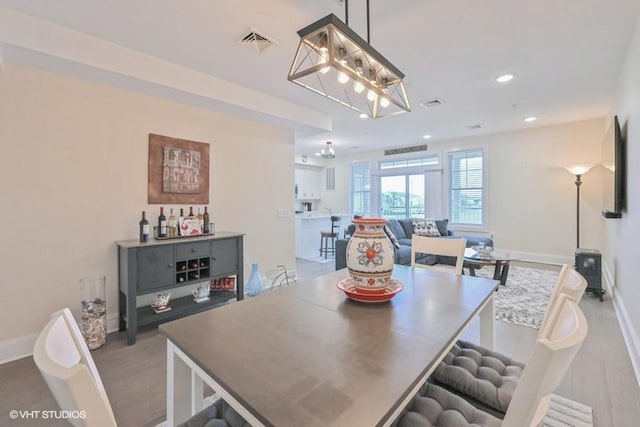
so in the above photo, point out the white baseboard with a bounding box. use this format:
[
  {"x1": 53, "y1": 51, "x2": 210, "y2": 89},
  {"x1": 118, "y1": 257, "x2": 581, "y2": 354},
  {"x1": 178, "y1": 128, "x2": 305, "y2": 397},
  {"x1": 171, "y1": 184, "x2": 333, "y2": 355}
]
[
  {"x1": 0, "y1": 312, "x2": 121, "y2": 365},
  {"x1": 0, "y1": 333, "x2": 38, "y2": 365},
  {"x1": 603, "y1": 264, "x2": 640, "y2": 387}
]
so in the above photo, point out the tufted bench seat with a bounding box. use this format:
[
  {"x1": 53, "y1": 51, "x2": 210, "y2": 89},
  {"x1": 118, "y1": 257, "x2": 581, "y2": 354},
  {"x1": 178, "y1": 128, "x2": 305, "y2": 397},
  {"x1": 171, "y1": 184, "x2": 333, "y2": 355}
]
[
  {"x1": 177, "y1": 398, "x2": 251, "y2": 427},
  {"x1": 395, "y1": 382, "x2": 501, "y2": 427},
  {"x1": 430, "y1": 340, "x2": 525, "y2": 416}
]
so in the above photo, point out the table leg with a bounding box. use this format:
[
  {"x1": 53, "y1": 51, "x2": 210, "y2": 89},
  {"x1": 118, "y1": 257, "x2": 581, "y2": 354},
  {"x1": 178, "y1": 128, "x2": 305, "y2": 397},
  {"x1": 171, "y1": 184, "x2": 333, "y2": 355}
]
[
  {"x1": 499, "y1": 262, "x2": 511, "y2": 286},
  {"x1": 166, "y1": 339, "x2": 266, "y2": 427},
  {"x1": 167, "y1": 341, "x2": 193, "y2": 427},
  {"x1": 479, "y1": 293, "x2": 495, "y2": 349},
  {"x1": 468, "y1": 264, "x2": 477, "y2": 276},
  {"x1": 492, "y1": 262, "x2": 501, "y2": 281}
]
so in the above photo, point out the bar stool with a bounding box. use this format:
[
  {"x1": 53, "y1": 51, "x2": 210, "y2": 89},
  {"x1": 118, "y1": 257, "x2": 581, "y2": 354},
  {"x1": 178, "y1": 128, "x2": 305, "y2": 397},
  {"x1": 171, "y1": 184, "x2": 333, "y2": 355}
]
[{"x1": 319, "y1": 216, "x2": 341, "y2": 258}]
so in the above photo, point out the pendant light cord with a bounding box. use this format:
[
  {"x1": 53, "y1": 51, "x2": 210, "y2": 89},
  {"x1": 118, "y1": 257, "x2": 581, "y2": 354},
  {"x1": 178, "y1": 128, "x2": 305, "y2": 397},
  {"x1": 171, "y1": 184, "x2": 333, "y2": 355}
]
[
  {"x1": 366, "y1": 0, "x2": 370, "y2": 44},
  {"x1": 344, "y1": 0, "x2": 371, "y2": 43}
]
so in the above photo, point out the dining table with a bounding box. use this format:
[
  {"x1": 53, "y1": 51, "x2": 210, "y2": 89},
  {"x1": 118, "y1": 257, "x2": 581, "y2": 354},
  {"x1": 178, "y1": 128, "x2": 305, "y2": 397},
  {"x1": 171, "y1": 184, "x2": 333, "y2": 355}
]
[{"x1": 160, "y1": 265, "x2": 498, "y2": 427}]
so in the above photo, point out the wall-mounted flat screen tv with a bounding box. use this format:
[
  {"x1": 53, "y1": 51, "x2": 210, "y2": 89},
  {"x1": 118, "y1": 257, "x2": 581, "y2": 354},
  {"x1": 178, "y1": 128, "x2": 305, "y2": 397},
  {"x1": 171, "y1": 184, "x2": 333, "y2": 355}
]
[{"x1": 602, "y1": 115, "x2": 625, "y2": 218}]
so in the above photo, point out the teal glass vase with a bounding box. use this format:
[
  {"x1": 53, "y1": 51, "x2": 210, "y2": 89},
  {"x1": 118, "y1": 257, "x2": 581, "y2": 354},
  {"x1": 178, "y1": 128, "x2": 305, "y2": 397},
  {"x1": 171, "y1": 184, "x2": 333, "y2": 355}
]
[{"x1": 246, "y1": 263, "x2": 264, "y2": 296}]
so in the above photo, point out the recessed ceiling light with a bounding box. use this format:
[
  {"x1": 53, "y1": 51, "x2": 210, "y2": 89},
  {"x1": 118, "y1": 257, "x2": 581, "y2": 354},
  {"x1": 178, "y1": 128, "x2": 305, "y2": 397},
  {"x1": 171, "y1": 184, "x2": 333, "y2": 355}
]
[
  {"x1": 359, "y1": 113, "x2": 368, "y2": 119},
  {"x1": 496, "y1": 74, "x2": 514, "y2": 83},
  {"x1": 524, "y1": 116, "x2": 537, "y2": 122},
  {"x1": 423, "y1": 134, "x2": 432, "y2": 139}
]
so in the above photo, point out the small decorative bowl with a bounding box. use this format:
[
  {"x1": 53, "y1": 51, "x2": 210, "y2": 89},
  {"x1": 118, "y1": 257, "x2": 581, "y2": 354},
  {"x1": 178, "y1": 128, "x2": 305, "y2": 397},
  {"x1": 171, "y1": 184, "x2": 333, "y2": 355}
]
[{"x1": 471, "y1": 245, "x2": 494, "y2": 255}]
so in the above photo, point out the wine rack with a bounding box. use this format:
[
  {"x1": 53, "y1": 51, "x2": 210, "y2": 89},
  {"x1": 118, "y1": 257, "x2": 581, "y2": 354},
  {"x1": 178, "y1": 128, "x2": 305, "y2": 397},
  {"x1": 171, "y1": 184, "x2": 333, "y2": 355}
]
[
  {"x1": 116, "y1": 232, "x2": 245, "y2": 345},
  {"x1": 176, "y1": 257, "x2": 210, "y2": 284}
]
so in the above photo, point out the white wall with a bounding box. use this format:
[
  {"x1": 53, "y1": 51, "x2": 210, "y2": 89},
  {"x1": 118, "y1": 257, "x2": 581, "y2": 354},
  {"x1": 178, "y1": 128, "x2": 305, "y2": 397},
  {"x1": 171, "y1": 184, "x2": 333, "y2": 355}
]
[
  {"x1": 323, "y1": 118, "x2": 605, "y2": 264},
  {"x1": 609, "y1": 12, "x2": 640, "y2": 379},
  {"x1": 0, "y1": 64, "x2": 295, "y2": 355}
]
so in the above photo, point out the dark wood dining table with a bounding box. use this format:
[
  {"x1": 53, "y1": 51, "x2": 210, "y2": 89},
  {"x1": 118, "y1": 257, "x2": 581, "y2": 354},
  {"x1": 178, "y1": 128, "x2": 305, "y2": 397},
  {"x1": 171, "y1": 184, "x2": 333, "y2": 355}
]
[{"x1": 160, "y1": 265, "x2": 498, "y2": 427}]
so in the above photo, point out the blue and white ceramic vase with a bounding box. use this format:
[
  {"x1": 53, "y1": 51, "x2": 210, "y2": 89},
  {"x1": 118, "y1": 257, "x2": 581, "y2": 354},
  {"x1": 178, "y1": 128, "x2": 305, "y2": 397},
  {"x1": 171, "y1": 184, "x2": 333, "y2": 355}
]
[
  {"x1": 246, "y1": 263, "x2": 264, "y2": 296},
  {"x1": 346, "y1": 218, "x2": 394, "y2": 294}
]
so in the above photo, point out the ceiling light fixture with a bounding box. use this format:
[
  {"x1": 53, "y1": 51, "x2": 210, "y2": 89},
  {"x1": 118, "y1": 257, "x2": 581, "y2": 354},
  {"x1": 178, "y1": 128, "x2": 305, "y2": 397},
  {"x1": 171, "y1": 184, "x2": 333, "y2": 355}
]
[
  {"x1": 287, "y1": 1, "x2": 410, "y2": 119},
  {"x1": 524, "y1": 116, "x2": 537, "y2": 122},
  {"x1": 423, "y1": 134, "x2": 432, "y2": 139},
  {"x1": 321, "y1": 141, "x2": 336, "y2": 159},
  {"x1": 496, "y1": 73, "x2": 514, "y2": 83}
]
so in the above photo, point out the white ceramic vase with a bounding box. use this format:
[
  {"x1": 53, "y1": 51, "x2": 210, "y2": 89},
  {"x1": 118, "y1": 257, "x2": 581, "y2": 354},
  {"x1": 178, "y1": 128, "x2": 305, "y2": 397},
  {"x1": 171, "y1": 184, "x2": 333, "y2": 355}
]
[{"x1": 346, "y1": 218, "x2": 394, "y2": 294}]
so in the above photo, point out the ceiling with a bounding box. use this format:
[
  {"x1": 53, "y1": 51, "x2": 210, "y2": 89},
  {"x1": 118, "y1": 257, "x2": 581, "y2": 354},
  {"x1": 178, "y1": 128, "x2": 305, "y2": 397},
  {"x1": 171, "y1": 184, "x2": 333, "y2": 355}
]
[{"x1": 1, "y1": 0, "x2": 639, "y2": 157}]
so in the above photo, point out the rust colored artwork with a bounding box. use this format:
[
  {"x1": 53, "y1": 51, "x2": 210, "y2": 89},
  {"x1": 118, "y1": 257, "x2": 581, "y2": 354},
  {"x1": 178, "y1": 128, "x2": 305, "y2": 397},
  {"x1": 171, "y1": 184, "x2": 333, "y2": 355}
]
[{"x1": 148, "y1": 134, "x2": 210, "y2": 204}]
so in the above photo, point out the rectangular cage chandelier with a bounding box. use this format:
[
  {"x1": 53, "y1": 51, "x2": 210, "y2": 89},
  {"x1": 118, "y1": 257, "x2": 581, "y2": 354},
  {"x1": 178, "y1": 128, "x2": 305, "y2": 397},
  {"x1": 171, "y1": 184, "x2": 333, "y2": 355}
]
[{"x1": 288, "y1": 13, "x2": 410, "y2": 119}]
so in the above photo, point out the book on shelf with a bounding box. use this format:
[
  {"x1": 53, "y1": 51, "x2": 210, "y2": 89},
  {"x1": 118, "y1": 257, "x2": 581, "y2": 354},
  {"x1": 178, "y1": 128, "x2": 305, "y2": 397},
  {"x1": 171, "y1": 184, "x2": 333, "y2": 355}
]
[{"x1": 152, "y1": 305, "x2": 172, "y2": 314}]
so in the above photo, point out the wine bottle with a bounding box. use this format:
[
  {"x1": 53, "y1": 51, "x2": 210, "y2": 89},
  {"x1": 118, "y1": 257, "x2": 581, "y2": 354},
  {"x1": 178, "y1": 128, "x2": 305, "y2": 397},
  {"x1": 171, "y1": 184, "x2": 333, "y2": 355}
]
[
  {"x1": 139, "y1": 211, "x2": 150, "y2": 243},
  {"x1": 178, "y1": 208, "x2": 185, "y2": 236},
  {"x1": 158, "y1": 207, "x2": 167, "y2": 238},
  {"x1": 203, "y1": 207, "x2": 210, "y2": 234},
  {"x1": 188, "y1": 206, "x2": 195, "y2": 218},
  {"x1": 168, "y1": 208, "x2": 177, "y2": 238},
  {"x1": 197, "y1": 208, "x2": 204, "y2": 231}
]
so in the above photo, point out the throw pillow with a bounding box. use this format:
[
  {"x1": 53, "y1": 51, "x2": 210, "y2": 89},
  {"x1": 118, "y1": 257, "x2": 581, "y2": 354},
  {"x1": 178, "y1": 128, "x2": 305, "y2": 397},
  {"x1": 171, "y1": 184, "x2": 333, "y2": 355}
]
[
  {"x1": 383, "y1": 225, "x2": 401, "y2": 249},
  {"x1": 411, "y1": 217, "x2": 441, "y2": 237},
  {"x1": 435, "y1": 219, "x2": 449, "y2": 236}
]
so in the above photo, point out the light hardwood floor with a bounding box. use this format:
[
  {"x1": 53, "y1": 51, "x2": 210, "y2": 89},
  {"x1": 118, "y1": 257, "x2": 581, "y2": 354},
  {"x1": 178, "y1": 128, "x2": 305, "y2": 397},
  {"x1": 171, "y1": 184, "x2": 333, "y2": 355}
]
[{"x1": 1, "y1": 260, "x2": 639, "y2": 426}]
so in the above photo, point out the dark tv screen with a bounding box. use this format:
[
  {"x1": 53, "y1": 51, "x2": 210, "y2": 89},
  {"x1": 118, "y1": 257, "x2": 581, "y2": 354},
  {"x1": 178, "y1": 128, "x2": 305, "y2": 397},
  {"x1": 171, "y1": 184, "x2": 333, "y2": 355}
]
[{"x1": 602, "y1": 116, "x2": 625, "y2": 218}]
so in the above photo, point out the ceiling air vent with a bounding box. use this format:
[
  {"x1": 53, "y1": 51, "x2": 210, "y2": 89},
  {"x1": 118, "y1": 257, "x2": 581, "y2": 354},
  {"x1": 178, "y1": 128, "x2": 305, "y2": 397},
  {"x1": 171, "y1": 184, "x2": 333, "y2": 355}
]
[
  {"x1": 419, "y1": 98, "x2": 445, "y2": 109},
  {"x1": 237, "y1": 28, "x2": 276, "y2": 53}
]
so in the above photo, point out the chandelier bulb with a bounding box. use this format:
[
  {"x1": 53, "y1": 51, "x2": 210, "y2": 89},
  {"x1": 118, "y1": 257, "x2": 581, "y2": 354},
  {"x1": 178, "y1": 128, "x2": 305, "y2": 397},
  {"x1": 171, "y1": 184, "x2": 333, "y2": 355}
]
[
  {"x1": 338, "y1": 71, "x2": 350, "y2": 84},
  {"x1": 353, "y1": 81, "x2": 365, "y2": 93},
  {"x1": 367, "y1": 89, "x2": 378, "y2": 102},
  {"x1": 318, "y1": 50, "x2": 330, "y2": 74},
  {"x1": 380, "y1": 97, "x2": 390, "y2": 108}
]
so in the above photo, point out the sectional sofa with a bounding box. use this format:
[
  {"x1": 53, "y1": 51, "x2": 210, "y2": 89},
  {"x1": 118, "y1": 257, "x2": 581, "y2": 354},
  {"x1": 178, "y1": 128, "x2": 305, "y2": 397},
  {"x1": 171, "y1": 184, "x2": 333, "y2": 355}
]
[{"x1": 335, "y1": 218, "x2": 494, "y2": 270}]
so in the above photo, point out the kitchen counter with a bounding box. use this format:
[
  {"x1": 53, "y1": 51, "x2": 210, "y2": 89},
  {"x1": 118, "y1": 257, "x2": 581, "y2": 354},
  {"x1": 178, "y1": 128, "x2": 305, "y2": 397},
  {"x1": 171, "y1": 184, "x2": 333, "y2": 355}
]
[{"x1": 295, "y1": 213, "x2": 351, "y2": 259}]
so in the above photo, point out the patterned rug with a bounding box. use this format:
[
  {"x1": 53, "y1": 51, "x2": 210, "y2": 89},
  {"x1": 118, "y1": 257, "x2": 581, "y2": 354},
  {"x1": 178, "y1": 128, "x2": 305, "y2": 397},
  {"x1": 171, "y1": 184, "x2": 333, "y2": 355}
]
[
  {"x1": 544, "y1": 394, "x2": 594, "y2": 426},
  {"x1": 474, "y1": 265, "x2": 558, "y2": 329}
]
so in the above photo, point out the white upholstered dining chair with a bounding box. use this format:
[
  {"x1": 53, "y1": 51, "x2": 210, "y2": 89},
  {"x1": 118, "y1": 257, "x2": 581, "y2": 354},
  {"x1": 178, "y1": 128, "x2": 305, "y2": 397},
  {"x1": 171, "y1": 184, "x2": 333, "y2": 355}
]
[
  {"x1": 411, "y1": 235, "x2": 467, "y2": 274},
  {"x1": 396, "y1": 295, "x2": 588, "y2": 427},
  {"x1": 430, "y1": 264, "x2": 587, "y2": 416},
  {"x1": 33, "y1": 308, "x2": 243, "y2": 427},
  {"x1": 33, "y1": 308, "x2": 117, "y2": 427}
]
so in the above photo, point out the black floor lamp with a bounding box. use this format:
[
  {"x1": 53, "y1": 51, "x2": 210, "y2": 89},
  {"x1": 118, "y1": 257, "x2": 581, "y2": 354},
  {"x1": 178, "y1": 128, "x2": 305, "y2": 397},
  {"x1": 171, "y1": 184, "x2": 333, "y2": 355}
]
[{"x1": 565, "y1": 164, "x2": 594, "y2": 249}]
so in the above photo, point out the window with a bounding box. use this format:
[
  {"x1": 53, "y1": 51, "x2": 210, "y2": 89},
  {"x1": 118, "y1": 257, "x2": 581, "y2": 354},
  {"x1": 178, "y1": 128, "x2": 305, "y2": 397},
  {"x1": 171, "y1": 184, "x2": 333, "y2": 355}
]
[
  {"x1": 350, "y1": 162, "x2": 371, "y2": 216},
  {"x1": 379, "y1": 155, "x2": 439, "y2": 170},
  {"x1": 448, "y1": 149, "x2": 485, "y2": 226},
  {"x1": 379, "y1": 174, "x2": 425, "y2": 219}
]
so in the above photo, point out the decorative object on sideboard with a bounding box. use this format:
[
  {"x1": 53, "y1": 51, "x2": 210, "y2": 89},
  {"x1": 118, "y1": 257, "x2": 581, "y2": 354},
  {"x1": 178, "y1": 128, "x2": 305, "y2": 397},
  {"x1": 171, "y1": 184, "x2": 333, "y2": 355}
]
[
  {"x1": 246, "y1": 263, "x2": 264, "y2": 296},
  {"x1": 211, "y1": 276, "x2": 236, "y2": 291},
  {"x1": 288, "y1": 1, "x2": 410, "y2": 119},
  {"x1": 151, "y1": 292, "x2": 172, "y2": 314},
  {"x1": 192, "y1": 283, "x2": 210, "y2": 303},
  {"x1": 139, "y1": 210, "x2": 150, "y2": 243},
  {"x1": 148, "y1": 133, "x2": 210, "y2": 204},
  {"x1": 565, "y1": 164, "x2": 593, "y2": 249},
  {"x1": 345, "y1": 218, "x2": 396, "y2": 294}
]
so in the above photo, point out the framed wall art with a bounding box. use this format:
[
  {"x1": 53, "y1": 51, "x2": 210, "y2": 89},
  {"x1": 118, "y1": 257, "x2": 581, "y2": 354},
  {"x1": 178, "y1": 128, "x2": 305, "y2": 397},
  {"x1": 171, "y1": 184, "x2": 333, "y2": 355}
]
[{"x1": 148, "y1": 133, "x2": 210, "y2": 204}]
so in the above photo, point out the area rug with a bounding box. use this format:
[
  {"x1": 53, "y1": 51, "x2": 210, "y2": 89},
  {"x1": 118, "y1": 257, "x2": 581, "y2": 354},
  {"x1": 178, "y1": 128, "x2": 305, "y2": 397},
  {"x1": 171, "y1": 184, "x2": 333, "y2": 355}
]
[
  {"x1": 544, "y1": 394, "x2": 594, "y2": 426},
  {"x1": 474, "y1": 265, "x2": 558, "y2": 329}
]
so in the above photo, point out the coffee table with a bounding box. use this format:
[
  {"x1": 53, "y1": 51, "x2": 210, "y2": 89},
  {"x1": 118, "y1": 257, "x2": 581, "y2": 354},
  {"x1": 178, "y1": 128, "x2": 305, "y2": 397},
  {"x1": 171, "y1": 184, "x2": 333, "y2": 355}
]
[{"x1": 464, "y1": 248, "x2": 522, "y2": 286}]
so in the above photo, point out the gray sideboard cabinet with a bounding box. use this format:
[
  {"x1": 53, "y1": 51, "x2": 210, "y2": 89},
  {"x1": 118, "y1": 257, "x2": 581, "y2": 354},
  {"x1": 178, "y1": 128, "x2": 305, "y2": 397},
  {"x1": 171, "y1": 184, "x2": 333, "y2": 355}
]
[{"x1": 116, "y1": 231, "x2": 244, "y2": 345}]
